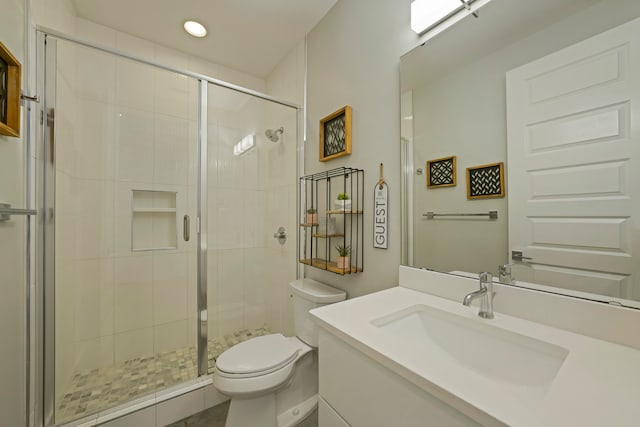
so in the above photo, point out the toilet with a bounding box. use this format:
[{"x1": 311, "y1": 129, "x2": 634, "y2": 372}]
[{"x1": 212, "y1": 278, "x2": 346, "y2": 427}]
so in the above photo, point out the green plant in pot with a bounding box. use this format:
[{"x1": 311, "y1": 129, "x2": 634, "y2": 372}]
[
  {"x1": 306, "y1": 207, "x2": 318, "y2": 225},
  {"x1": 335, "y1": 244, "x2": 351, "y2": 270},
  {"x1": 334, "y1": 192, "x2": 352, "y2": 210}
]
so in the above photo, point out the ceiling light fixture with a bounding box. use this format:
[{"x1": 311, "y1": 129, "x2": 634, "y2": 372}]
[
  {"x1": 184, "y1": 20, "x2": 207, "y2": 38},
  {"x1": 410, "y1": 0, "x2": 490, "y2": 36}
]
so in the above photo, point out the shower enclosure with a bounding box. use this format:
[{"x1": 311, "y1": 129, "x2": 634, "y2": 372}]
[{"x1": 37, "y1": 30, "x2": 300, "y2": 425}]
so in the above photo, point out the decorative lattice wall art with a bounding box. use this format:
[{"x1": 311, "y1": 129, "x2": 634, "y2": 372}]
[
  {"x1": 426, "y1": 156, "x2": 456, "y2": 188},
  {"x1": 466, "y1": 162, "x2": 505, "y2": 199},
  {"x1": 319, "y1": 106, "x2": 352, "y2": 162}
]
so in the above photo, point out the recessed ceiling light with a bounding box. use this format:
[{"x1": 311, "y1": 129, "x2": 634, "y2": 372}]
[{"x1": 184, "y1": 20, "x2": 207, "y2": 38}]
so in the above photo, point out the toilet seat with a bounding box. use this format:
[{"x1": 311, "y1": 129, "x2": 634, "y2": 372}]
[
  {"x1": 212, "y1": 335, "x2": 312, "y2": 397},
  {"x1": 216, "y1": 334, "x2": 299, "y2": 378}
]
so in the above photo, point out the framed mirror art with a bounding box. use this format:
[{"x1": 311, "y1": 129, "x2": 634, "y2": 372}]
[{"x1": 0, "y1": 40, "x2": 21, "y2": 138}]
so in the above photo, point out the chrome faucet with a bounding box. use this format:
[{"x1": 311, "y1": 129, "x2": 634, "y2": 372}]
[
  {"x1": 498, "y1": 264, "x2": 515, "y2": 284},
  {"x1": 462, "y1": 272, "x2": 494, "y2": 319}
]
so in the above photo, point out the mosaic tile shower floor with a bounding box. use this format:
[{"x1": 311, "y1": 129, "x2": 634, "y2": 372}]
[{"x1": 55, "y1": 327, "x2": 270, "y2": 424}]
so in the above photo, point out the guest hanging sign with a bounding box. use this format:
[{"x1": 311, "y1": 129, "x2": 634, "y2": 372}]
[{"x1": 373, "y1": 163, "x2": 388, "y2": 249}]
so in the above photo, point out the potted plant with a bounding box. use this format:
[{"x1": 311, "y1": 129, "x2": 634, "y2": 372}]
[
  {"x1": 334, "y1": 192, "x2": 352, "y2": 210},
  {"x1": 306, "y1": 208, "x2": 318, "y2": 225},
  {"x1": 335, "y1": 244, "x2": 351, "y2": 270}
]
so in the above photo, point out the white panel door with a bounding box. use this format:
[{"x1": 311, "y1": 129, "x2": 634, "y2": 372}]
[{"x1": 506, "y1": 17, "x2": 640, "y2": 300}]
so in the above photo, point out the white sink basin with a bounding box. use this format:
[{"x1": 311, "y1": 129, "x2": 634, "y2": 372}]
[{"x1": 372, "y1": 304, "x2": 568, "y2": 398}]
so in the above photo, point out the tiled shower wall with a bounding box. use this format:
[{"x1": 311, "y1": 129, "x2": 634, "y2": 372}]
[
  {"x1": 47, "y1": 13, "x2": 299, "y2": 400},
  {"x1": 53, "y1": 36, "x2": 201, "y2": 401}
]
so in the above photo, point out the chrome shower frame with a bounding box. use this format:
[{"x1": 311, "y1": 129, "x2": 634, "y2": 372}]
[{"x1": 35, "y1": 26, "x2": 303, "y2": 426}]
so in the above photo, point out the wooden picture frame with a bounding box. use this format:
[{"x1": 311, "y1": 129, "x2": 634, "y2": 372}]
[
  {"x1": 466, "y1": 162, "x2": 505, "y2": 199},
  {"x1": 319, "y1": 106, "x2": 352, "y2": 162},
  {"x1": 0, "y1": 41, "x2": 21, "y2": 138},
  {"x1": 426, "y1": 156, "x2": 456, "y2": 188}
]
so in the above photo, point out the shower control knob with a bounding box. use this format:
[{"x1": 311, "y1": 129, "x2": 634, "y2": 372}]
[{"x1": 273, "y1": 227, "x2": 286, "y2": 244}]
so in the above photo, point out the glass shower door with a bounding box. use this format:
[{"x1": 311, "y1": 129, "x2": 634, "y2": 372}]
[
  {"x1": 44, "y1": 36, "x2": 201, "y2": 424},
  {"x1": 204, "y1": 82, "x2": 299, "y2": 372}
]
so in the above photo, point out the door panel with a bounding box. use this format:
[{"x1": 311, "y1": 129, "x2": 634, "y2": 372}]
[{"x1": 507, "y1": 17, "x2": 640, "y2": 300}]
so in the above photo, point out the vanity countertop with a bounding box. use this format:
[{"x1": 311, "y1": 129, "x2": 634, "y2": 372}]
[{"x1": 310, "y1": 286, "x2": 640, "y2": 427}]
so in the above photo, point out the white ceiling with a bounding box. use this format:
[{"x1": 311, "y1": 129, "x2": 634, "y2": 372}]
[{"x1": 71, "y1": 0, "x2": 338, "y2": 78}]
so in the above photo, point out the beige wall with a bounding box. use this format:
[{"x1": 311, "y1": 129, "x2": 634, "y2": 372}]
[
  {"x1": 0, "y1": 0, "x2": 27, "y2": 425},
  {"x1": 304, "y1": 0, "x2": 417, "y2": 297}
]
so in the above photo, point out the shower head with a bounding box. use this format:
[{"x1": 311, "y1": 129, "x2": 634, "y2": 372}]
[{"x1": 265, "y1": 126, "x2": 284, "y2": 142}]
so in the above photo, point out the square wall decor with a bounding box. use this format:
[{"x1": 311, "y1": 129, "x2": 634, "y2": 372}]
[
  {"x1": 0, "y1": 41, "x2": 21, "y2": 138},
  {"x1": 466, "y1": 162, "x2": 505, "y2": 199},
  {"x1": 319, "y1": 106, "x2": 352, "y2": 162},
  {"x1": 427, "y1": 156, "x2": 456, "y2": 188}
]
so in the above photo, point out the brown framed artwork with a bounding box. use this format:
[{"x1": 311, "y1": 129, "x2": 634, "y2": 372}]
[
  {"x1": 426, "y1": 156, "x2": 456, "y2": 188},
  {"x1": 466, "y1": 162, "x2": 505, "y2": 199},
  {"x1": 0, "y1": 41, "x2": 21, "y2": 138},
  {"x1": 319, "y1": 105, "x2": 352, "y2": 162}
]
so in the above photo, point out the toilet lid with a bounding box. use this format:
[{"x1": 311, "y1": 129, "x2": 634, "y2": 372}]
[{"x1": 216, "y1": 334, "x2": 299, "y2": 376}]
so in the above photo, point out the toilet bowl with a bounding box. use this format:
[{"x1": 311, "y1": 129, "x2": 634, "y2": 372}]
[{"x1": 212, "y1": 278, "x2": 346, "y2": 427}]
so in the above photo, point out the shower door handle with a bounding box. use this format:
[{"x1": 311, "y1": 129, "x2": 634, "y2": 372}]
[{"x1": 183, "y1": 214, "x2": 190, "y2": 242}]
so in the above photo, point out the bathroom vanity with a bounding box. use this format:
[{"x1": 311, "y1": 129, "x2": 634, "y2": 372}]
[{"x1": 310, "y1": 267, "x2": 640, "y2": 427}]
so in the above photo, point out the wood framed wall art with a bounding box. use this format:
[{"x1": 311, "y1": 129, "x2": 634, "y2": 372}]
[
  {"x1": 466, "y1": 162, "x2": 505, "y2": 199},
  {"x1": 319, "y1": 105, "x2": 352, "y2": 162},
  {"x1": 0, "y1": 41, "x2": 21, "y2": 138},
  {"x1": 426, "y1": 156, "x2": 456, "y2": 188}
]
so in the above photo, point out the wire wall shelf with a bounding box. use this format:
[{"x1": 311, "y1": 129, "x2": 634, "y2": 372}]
[{"x1": 299, "y1": 167, "x2": 364, "y2": 275}]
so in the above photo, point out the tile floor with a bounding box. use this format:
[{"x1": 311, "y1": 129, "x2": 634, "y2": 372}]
[
  {"x1": 55, "y1": 327, "x2": 271, "y2": 424},
  {"x1": 167, "y1": 401, "x2": 319, "y2": 427}
]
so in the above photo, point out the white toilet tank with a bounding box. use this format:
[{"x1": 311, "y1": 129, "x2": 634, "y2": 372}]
[{"x1": 289, "y1": 278, "x2": 346, "y2": 347}]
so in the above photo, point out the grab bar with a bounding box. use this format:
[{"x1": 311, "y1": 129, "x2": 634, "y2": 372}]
[
  {"x1": 423, "y1": 211, "x2": 498, "y2": 220},
  {"x1": 0, "y1": 203, "x2": 37, "y2": 221}
]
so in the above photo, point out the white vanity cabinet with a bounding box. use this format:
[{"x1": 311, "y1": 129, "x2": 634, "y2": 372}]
[{"x1": 317, "y1": 329, "x2": 484, "y2": 427}]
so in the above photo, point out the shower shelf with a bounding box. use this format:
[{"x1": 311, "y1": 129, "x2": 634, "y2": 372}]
[
  {"x1": 131, "y1": 190, "x2": 178, "y2": 251},
  {"x1": 299, "y1": 167, "x2": 364, "y2": 275}
]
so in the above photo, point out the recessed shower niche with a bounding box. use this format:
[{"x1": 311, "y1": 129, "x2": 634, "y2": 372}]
[{"x1": 131, "y1": 190, "x2": 177, "y2": 251}]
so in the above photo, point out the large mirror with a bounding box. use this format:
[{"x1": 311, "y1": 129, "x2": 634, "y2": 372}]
[{"x1": 401, "y1": 0, "x2": 640, "y2": 307}]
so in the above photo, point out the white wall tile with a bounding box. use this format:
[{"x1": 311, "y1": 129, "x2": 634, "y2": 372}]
[
  {"x1": 242, "y1": 189, "x2": 266, "y2": 248},
  {"x1": 243, "y1": 248, "x2": 267, "y2": 329},
  {"x1": 153, "y1": 320, "x2": 188, "y2": 354},
  {"x1": 154, "y1": 114, "x2": 189, "y2": 185},
  {"x1": 116, "y1": 58, "x2": 155, "y2": 112},
  {"x1": 114, "y1": 256, "x2": 153, "y2": 332},
  {"x1": 75, "y1": 336, "x2": 115, "y2": 372},
  {"x1": 116, "y1": 107, "x2": 154, "y2": 183},
  {"x1": 216, "y1": 190, "x2": 244, "y2": 249},
  {"x1": 73, "y1": 99, "x2": 116, "y2": 180},
  {"x1": 99, "y1": 406, "x2": 155, "y2": 427},
  {"x1": 114, "y1": 328, "x2": 154, "y2": 363},
  {"x1": 152, "y1": 253, "x2": 187, "y2": 324},
  {"x1": 155, "y1": 70, "x2": 190, "y2": 119},
  {"x1": 216, "y1": 126, "x2": 243, "y2": 190},
  {"x1": 75, "y1": 18, "x2": 117, "y2": 47},
  {"x1": 217, "y1": 249, "x2": 244, "y2": 312},
  {"x1": 115, "y1": 32, "x2": 156, "y2": 61},
  {"x1": 155, "y1": 388, "x2": 205, "y2": 426},
  {"x1": 204, "y1": 384, "x2": 228, "y2": 409},
  {"x1": 74, "y1": 44, "x2": 116, "y2": 104},
  {"x1": 73, "y1": 258, "x2": 115, "y2": 341},
  {"x1": 207, "y1": 250, "x2": 219, "y2": 339},
  {"x1": 218, "y1": 307, "x2": 244, "y2": 336}
]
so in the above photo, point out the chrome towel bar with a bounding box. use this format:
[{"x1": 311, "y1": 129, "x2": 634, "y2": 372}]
[
  {"x1": 0, "y1": 203, "x2": 37, "y2": 221},
  {"x1": 423, "y1": 210, "x2": 498, "y2": 220}
]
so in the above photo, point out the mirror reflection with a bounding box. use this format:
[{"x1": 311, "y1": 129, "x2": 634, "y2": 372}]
[{"x1": 401, "y1": 0, "x2": 640, "y2": 306}]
